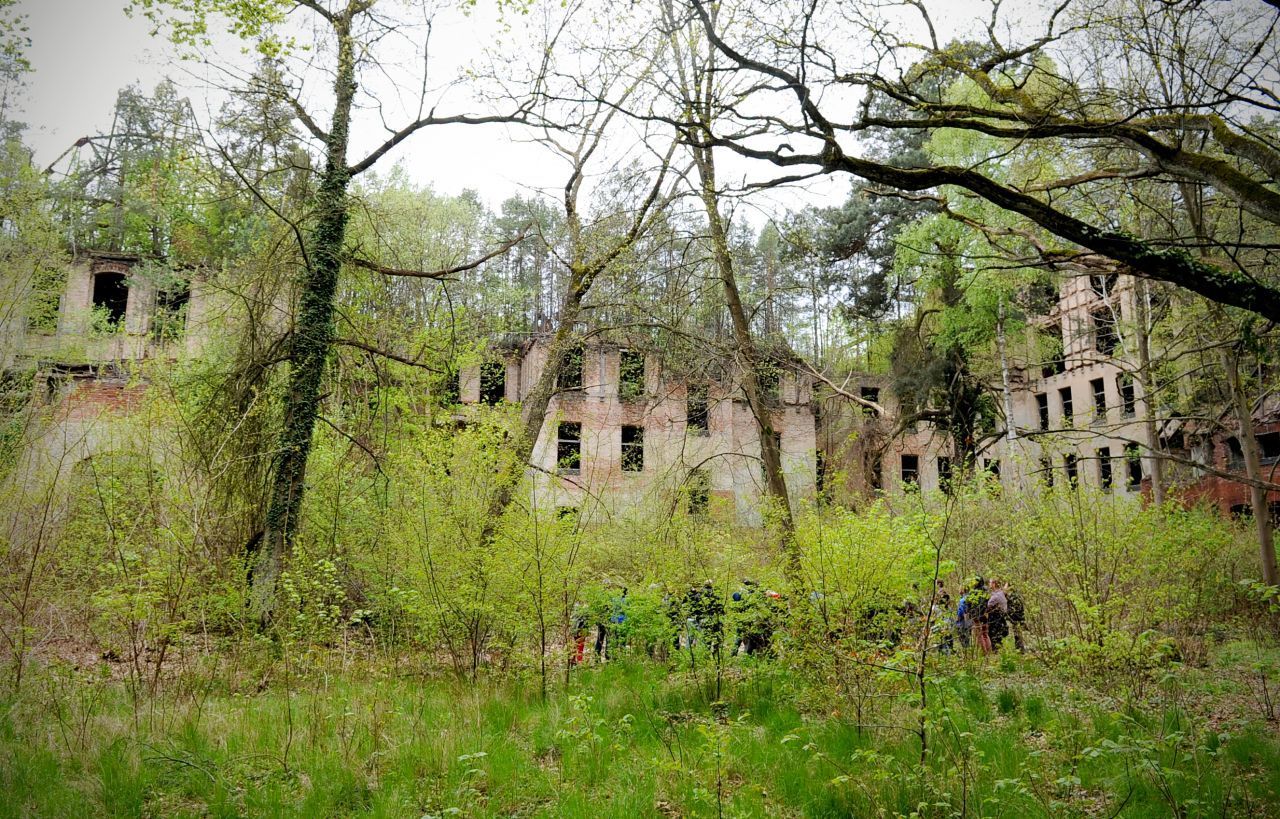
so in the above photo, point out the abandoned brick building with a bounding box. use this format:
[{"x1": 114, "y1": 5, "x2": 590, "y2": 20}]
[
  {"x1": 819, "y1": 272, "x2": 1280, "y2": 522},
  {"x1": 7, "y1": 252, "x2": 1276, "y2": 525},
  {"x1": 456, "y1": 341, "x2": 819, "y2": 525}
]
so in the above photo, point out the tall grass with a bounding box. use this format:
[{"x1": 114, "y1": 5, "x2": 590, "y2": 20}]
[{"x1": 3, "y1": 647, "x2": 1278, "y2": 817}]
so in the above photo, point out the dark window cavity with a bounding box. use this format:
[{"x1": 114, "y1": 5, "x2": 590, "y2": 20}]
[
  {"x1": 1118, "y1": 374, "x2": 1136, "y2": 417},
  {"x1": 557, "y1": 422, "x2": 581, "y2": 474},
  {"x1": 480, "y1": 362, "x2": 506, "y2": 404},
  {"x1": 92, "y1": 271, "x2": 128, "y2": 325},
  {"x1": 619, "y1": 350, "x2": 645, "y2": 401},
  {"x1": 558, "y1": 344, "x2": 585, "y2": 391},
  {"x1": 1125, "y1": 444, "x2": 1143, "y2": 488},
  {"x1": 1091, "y1": 378, "x2": 1107, "y2": 421},
  {"x1": 901, "y1": 453, "x2": 920, "y2": 485},
  {"x1": 686, "y1": 384, "x2": 709, "y2": 435},
  {"x1": 621, "y1": 425, "x2": 644, "y2": 472}
]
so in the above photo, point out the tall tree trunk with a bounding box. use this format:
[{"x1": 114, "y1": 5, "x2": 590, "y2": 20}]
[
  {"x1": 483, "y1": 268, "x2": 594, "y2": 531},
  {"x1": 997, "y1": 296, "x2": 1016, "y2": 443},
  {"x1": 250, "y1": 16, "x2": 357, "y2": 625},
  {"x1": 1223, "y1": 347, "x2": 1278, "y2": 587},
  {"x1": 1135, "y1": 280, "x2": 1165, "y2": 505},
  {"x1": 692, "y1": 139, "x2": 799, "y2": 577}
]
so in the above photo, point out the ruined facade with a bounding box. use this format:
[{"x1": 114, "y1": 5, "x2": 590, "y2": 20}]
[
  {"x1": 457, "y1": 341, "x2": 819, "y2": 525},
  {"x1": 7, "y1": 251, "x2": 209, "y2": 370},
  {"x1": 10, "y1": 252, "x2": 1275, "y2": 525},
  {"x1": 820, "y1": 273, "x2": 1280, "y2": 522}
]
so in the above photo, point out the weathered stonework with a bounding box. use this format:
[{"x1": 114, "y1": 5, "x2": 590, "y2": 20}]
[{"x1": 458, "y1": 342, "x2": 819, "y2": 525}]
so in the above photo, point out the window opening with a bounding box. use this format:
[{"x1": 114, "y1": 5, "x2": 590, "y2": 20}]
[
  {"x1": 901, "y1": 453, "x2": 920, "y2": 485},
  {"x1": 557, "y1": 422, "x2": 581, "y2": 474},
  {"x1": 687, "y1": 384, "x2": 709, "y2": 435},
  {"x1": 1257, "y1": 431, "x2": 1280, "y2": 463},
  {"x1": 1094, "y1": 309, "x2": 1118, "y2": 355},
  {"x1": 480, "y1": 361, "x2": 506, "y2": 404},
  {"x1": 1118, "y1": 374, "x2": 1136, "y2": 417},
  {"x1": 756, "y1": 365, "x2": 781, "y2": 405},
  {"x1": 1090, "y1": 273, "x2": 1118, "y2": 298},
  {"x1": 619, "y1": 350, "x2": 645, "y2": 401},
  {"x1": 92, "y1": 271, "x2": 128, "y2": 325},
  {"x1": 557, "y1": 344, "x2": 584, "y2": 391},
  {"x1": 152, "y1": 279, "x2": 190, "y2": 341},
  {"x1": 1041, "y1": 322, "x2": 1065, "y2": 378},
  {"x1": 1091, "y1": 378, "x2": 1107, "y2": 422},
  {"x1": 621, "y1": 425, "x2": 644, "y2": 472},
  {"x1": 1125, "y1": 444, "x2": 1143, "y2": 489},
  {"x1": 1226, "y1": 436, "x2": 1244, "y2": 468}
]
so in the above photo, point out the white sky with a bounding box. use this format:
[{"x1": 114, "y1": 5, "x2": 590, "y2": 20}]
[{"x1": 18, "y1": 0, "x2": 857, "y2": 219}]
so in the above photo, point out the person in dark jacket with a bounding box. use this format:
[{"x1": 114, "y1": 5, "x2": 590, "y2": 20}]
[{"x1": 986, "y1": 579, "x2": 1009, "y2": 650}]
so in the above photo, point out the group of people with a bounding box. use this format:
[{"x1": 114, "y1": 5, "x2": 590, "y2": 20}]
[
  {"x1": 570, "y1": 579, "x2": 784, "y2": 666},
  {"x1": 934, "y1": 576, "x2": 1025, "y2": 654}
]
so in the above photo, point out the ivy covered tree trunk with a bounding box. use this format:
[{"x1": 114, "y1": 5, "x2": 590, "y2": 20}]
[{"x1": 250, "y1": 17, "x2": 358, "y2": 626}]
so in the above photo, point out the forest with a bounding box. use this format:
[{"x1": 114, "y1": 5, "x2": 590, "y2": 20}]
[{"x1": 1, "y1": 0, "x2": 1280, "y2": 816}]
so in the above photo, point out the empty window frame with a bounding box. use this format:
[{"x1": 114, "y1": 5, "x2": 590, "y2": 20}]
[
  {"x1": 557, "y1": 344, "x2": 585, "y2": 391},
  {"x1": 1125, "y1": 444, "x2": 1143, "y2": 489},
  {"x1": 901, "y1": 453, "x2": 920, "y2": 485},
  {"x1": 621, "y1": 425, "x2": 644, "y2": 472},
  {"x1": 1118, "y1": 374, "x2": 1136, "y2": 417},
  {"x1": 480, "y1": 361, "x2": 506, "y2": 404},
  {"x1": 757, "y1": 366, "x2": 781, "y2": 404},
  {"x1": 860, "y1": 386, "x2": 880, "y2": 406},
  {"x1": 984, "y1": 459, "x2": 1001, "y2": 480},
  {"x1": 1258, "y1": 431, "x2": 1280, "y2": 463},
  {"x1": 1226, "y1": 437, "x2": 1245, "y2": 468},
  {"x1": 1097, "y1": 446, "x2": 1113, "y2": 490},
  {"x1": 619, "y1": 350, "x2": 645, "y2": 400},
  {"x1": 937, "y1": 456, "x2": 952, "y2": 494},
  {"x1": 91, "y1": 271, "x2": 128, "y2": 325},
  {"x1": 1093, "y1": 309, "x2": 1119, "y2": 355},
  {"x1": 557, "y1": 422, "x2": 582, "y2": 474},
  {"x1": 1041, "y1": 457, "x2": 1055, "y2": 487},
  {"x1": 1090, "y1": 378, "x2": 1107, "y2": 422},
  {"x1": 1041, "y1": 322, "x2": 1066, "y2": 378},
  {"x1": 152, "y1": 280, "x2": 190, "y2": 341},
  {"x1": 1064, "y1": 453, "x2": 1079, "y2": 485},
  {"x1": 686, "y1": 384, "x2": 709, "y2": 435},
  {"x1": 1059, "y1": 386, "x2": 1074, "y2": 424},
  {"x1": 1035, "y1": 392, "x2": 1050, "y2": 430},
  {"x1": 1090, "y1": 273, "x2": 1118, "y2": 298}
]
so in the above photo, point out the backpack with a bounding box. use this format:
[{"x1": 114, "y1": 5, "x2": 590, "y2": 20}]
[{"x1": 1007, "y1": 589, "x2": 1025, "y2": 624}]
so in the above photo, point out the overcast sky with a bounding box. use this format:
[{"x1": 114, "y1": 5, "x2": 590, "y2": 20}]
[{"x1": 18, "y1": 0, "x2": 851, "y2": 218}]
